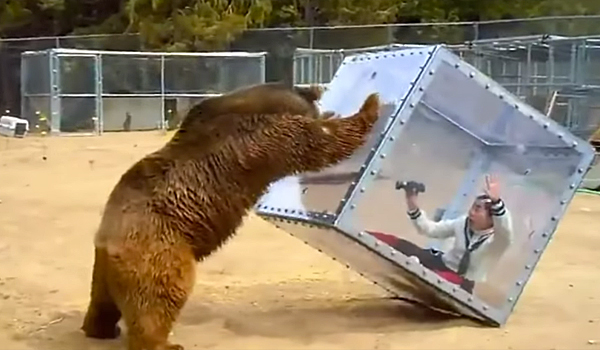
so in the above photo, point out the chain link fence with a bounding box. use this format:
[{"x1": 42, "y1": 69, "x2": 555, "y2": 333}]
[
  {"x1": 21, "y1": 48, "x2": 266, "y2": 134},
  {"x1": 4, "y1": 15, "x2": 600, "y2": 136}
]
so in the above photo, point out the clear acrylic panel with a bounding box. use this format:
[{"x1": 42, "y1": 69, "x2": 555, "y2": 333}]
[
  {"x1": 59, "y1": 97, "x2": 97, "y2": 133},
  {"x1": 22, "y1": 52, "x2": 50, "y2": 95},
  {"x1": 345, "y1": 101, "x2": 482, "y2": 267},
  {"x1": 422, "y1": 60, "x2": 572, "y2": 148},
  {"x1": 342, "y1": 48, "x2": 594, "y2": 317},
  {"x1": 263, "y1": 218, "x2": 440, "y2": 304},
  {"x1": 263, "y1": 216, "x2": 490, "y2": 322},
  {"x1": 58, "y1": 55, "x2": 96, "y2": 95},
  {"x1": 101, "y1": 97, "x2": 162, "y2": 131},
  {"x1": 258, "y1": 48, "x2": 435, "y2": 215},
  {"x1": 101, "y1": 55, "x2": 161, "y2": 94},
  {"x1": 164, "y1": 56, "x2": 264, "y2": 95}
]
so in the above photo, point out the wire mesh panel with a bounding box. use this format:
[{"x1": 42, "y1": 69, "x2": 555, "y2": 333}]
[
  {"x1": 20, "y1": 48, "x2": 267, "y2": 135},
  {"x1": 102, "y1": 55, "x2": 162, "y2": 95},
  {"x1": 20, "y1": 52, "x2": 51, "y2": 132},
  {"x1": 163, "y1": 54, "x2": 266, "y2": 94},
  {"x1": 56, "y1": 54, "x2": 99, "y2": 134}
]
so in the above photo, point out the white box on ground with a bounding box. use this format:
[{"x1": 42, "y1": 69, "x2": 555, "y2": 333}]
[{"x1": 0, "y1": 116, "x2": 29, "y2": 138}]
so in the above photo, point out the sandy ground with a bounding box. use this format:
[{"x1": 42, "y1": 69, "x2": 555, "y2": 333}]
[{"x1": 0, "y1": 131, "x2": 599, "y2": 350}]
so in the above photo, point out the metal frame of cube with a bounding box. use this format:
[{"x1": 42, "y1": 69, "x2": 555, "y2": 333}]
[{"x1": 255, "y1": 45, "x2": 596, "y2": 326}]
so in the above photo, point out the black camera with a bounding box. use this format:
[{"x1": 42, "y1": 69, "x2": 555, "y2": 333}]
[{"x1": 395, "y1": 180, "x2": 426, "y2": 194}]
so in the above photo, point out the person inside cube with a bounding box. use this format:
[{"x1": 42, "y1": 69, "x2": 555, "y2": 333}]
[{"x1": 367, "y1": 175, "x2": 514, "y2": 293}]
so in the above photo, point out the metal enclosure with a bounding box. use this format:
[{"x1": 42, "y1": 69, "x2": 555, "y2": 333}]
[
  {"x1": 254, "y1": 45, "x2": 597, "y2": 326},
  {"x1": 20, "y1": 48, "x2": 267, "y2": 135}
]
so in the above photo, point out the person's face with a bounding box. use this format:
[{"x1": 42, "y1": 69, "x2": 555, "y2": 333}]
[{"x1": 468, "y1": 199, "x2": 493, "y2": 231}]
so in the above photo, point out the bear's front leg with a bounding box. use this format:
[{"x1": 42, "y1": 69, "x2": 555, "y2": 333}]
[{"x1": 108, "y1": 245, "x2": 196, "y2": 350}]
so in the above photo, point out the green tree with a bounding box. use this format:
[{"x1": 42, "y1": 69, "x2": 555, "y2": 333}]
[{"x1": 121, "y1": 0, "x2": 274, "y2": 51}]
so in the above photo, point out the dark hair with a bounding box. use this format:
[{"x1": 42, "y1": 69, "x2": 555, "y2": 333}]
[{"x1": 474, "y1": 194, "x2": 493, "y2": 217}]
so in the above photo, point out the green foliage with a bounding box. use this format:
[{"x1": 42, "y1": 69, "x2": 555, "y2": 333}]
[
  {"x1": 122, "y1": 0, "x2": 274, "y2": 51},
  {"x1": 0, "y1": 0, "x2": 33, "y2": 32}
]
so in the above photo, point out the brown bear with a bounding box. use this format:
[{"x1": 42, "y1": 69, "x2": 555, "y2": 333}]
[{"x1": 81, "y1": 82, "x2": 380, "y2": 350}]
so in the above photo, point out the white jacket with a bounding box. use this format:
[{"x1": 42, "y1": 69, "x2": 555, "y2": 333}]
[{"x1": 408, "y1": 199, "x2": 514, "y2": 282}]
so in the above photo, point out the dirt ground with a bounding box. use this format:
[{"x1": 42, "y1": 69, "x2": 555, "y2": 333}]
[{"x1": 0, "y1": 131, "x2": 599, "y2": 350}]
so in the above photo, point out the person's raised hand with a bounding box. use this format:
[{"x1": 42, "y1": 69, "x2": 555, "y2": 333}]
[{"x1": 484, "y1": 174, "x2": 501, "y2": 202}]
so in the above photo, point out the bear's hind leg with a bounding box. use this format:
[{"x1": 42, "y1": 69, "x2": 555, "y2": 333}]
[
  {"x1": 117, "y1": 248, "x2": 195, "y2": 350},
  {"x1": 125, "y1": 307, "x2": 185, "y2": 350},
  {"x1": 82, "y1": 248, "x2": 122, "y2": 339}
]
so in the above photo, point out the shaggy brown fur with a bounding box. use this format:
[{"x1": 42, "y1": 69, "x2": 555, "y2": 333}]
[
  {"x1": 184, "y1": 82, "x2": 329, "y2": 125},
  {"x1": 81, "y1": 82, "x2": 380, "y2": 350}
]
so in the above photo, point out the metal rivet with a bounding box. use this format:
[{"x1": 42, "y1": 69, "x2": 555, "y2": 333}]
[
  {"x1": 389, "y1": 136, "x2": 395, "y2": 141},
  {"x1": 483, "y1": 305, "x2": 488, "y2": 311},
  {"x1": 558, "y1": 134, "x2": 564, "y2": 139},
  {"x1": 508, "y1": 297, "x2": 514, "y2": 302},
  {"x1": 454, "y1": 63, "x2": 459, "y2": 68},
  {"x1": 358, "y1": 232, "x2": 363, "y2": 237},
  {"x1": 577, "y1": 168, "x2": 584, "y2": 174},
  {"x1": 560, "y1": 200, "x2": 566, "y2": 205},
  {"x1": 468, "y1": 297, "x2": 473, "y2": 302},
  {"x1": 525, "y1": 265, "x2": 531, "y2": 270},
  {"x1": 418, "y1": 87, "x2": 424, "y2": 91},
  {"x1": 485, "y1": 84, "x2": 490, "y2": 89},
  {"x1": 351, "y1": 181, "x2": 356, "y2": 186},
  {"x1": 374, "y1": 241, "x2": 379, "y2": 247},
  {"x1": 529, "y1": 115, "x2": 534, "y2": 119},
  {"x1": 469, "y1": 72, "x2": 475, "y2": 78},
  {"x1": 360, "y1": 187, "x2": 365, "y2": 192},
  {"x1": 542, "y1": 232, "x2": 548, "y2": 238},
  {"x1": 370, "y1": 170, "x2": 376, "y2": 175},
  {"x1": 551, "y1": 216, "x2": 557, "y2": 221},
  {"x1": 350, "y1": 204, "x2": 356, "y2": 209},
  {"x1": 399, "y1": 120, "x2": 405, "y2": 125},
  {"x1": 380, "y1": 154, "x2": 386, "y2": 159},
  {"x1": 428, "y1": 70, "x2": 435, "y2": 75},
  {"x1": 524, "y1": 169, "x2": 531, "y2": 175},
  {"x1": 452, "y1": 287, "x2": 457, "y2": 293},
  {"x1": 409, "y1": 103, "x2": 415, "y2": 108},
  {"x1": 534, "y1": 249, "x2": 540, "y2": 254},
  {"x1": 437, "y1": 279, "x2": 442, "y2": 284},
  {"x1": 499, "y1": 94, "x2": 504, "y2": 99},
  {"x1": 390, "y1": 250, "x2": 395, "y2": 256},
  {"x1": 569, "y1": 184, "x2": 575, "y2": 189},
  {"x1": 572, "y1": 141, "x2": 578, "y2": 147},
  {"x1": 543, "y1": 123, "x2": 549, "y2": 129},
  {"x1": 516, "y1": 281, "x2": 523, "y2": 286}
]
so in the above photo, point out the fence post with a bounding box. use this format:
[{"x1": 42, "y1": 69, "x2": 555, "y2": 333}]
[
  {"x1": 160, "y1": 54, "x2": 166, "y2": 130},
  {"x1": 49, "y1": 49, "x2": 61, "y2": 134},
  {"x1": 95, "y1": 53, "x2": 103, "y2": 135}
]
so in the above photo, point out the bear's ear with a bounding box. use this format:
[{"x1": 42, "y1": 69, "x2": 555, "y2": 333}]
[{"x1": 293, "y1": 85, "x2": 325, "y2": 103}]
